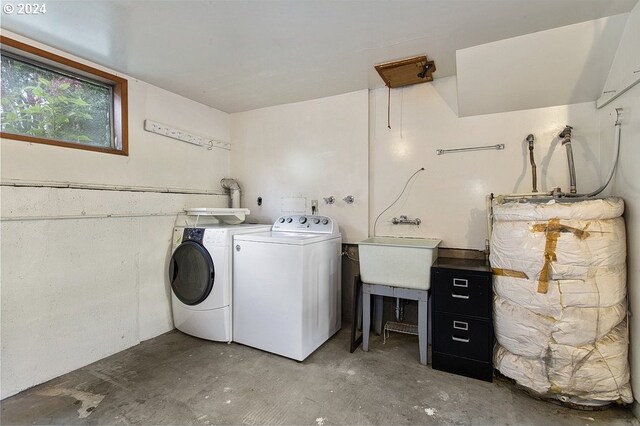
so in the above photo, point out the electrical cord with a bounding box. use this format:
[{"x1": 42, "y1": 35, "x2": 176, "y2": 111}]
[{"x1": 372, "y1": 167, "x2": 425, "y2": 236}]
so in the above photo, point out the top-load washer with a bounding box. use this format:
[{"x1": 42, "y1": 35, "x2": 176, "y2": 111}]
[
  {"x1": 169, "y1": 223, "x2": 271, "y2": 342},
  {"x1": 232, "y1": 215, "x2": 342, "y2": 361}
]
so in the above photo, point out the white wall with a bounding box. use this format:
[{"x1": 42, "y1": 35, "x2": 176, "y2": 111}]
[
  {"x1": 370, "y1": 77, "x2": 602, "y2": 249},
  {"x1": 0, "y1": 31, "x2": 231, "y2": 398},
  {"x1": 598, "y1": 71, "x2": 640, "y2": 413},
  {"x1": 596, "y1": 1, "x2": 640, "y2": 410},
  {"x1": 230, "y1": 90, "x2": 369, "y2": 243},
  {"x1": 456, "y1": 14, "x2": 627, "y2": 116}
]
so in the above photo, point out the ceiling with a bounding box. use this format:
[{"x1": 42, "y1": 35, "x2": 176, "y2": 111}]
[{"x1": 2, "y1": 0, "x2": 637, "y2": 113}]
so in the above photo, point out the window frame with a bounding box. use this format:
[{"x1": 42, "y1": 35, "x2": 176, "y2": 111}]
[{"x1": 0, "y1": 36, "x2": 128, "y2": 156}]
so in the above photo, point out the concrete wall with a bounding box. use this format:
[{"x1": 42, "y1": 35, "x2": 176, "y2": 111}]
[
  {"x1": 0, "y1": 31, "x2": 231, "y2": 398},
  {"x1": 230, "y1": 90, "x2": 369, "y2": 243},
  {"x1": 370, "y1": 77, "x2": 602, "y2": 249}
]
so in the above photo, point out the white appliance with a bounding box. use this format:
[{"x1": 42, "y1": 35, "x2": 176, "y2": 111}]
[
  {"x1": 169, "y1": 223, "x2": 271, "y2": 342},
  {"x1": 232, "y1": 215, "x2": 342, "y2": 361}
]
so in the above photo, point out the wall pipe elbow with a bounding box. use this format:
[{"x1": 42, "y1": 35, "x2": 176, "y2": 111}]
[{"x1": 220, "y1": 178, "x2": 241, "y2": 208}]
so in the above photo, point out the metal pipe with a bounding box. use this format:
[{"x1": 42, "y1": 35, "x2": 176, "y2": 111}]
[
  {"x1": 559, "y1": 108, "x2": 623, "y2": 199},
  {"x1": 526, "y1": 134, "x2": 538, "y2": 192},
  {"x1": 391, "y1": 215, "x2": 421, "y2": 225},
  {"x1": 485, "y1": 194, "x2": 493, "y2": 240},
  {"x1": 436, "y1": 143, "x2": 504, "y2": 155},
  {"x1": 559, "y1": 126, "x2": 576, "y2": 194}
]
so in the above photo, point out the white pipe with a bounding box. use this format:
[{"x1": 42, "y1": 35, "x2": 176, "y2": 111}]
[
  {"x1": 1, "y1": 179, "x2": 223, "y2": 195},
  {"x1": 1, "y1": 212, "x2": 180, "y2": 222},
  {"x1": 220, "y1": 178, "x2": 241, "y2": 208}
]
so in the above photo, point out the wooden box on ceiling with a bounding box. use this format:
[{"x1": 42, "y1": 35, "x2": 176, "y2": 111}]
[{"x1": 375, "y1": 55, "x2": 436, "y2": 88}]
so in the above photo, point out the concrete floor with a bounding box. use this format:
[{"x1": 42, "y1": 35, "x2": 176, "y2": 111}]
[{"x1": 2, "y1": 329, "x2": 638, "y2": 425}]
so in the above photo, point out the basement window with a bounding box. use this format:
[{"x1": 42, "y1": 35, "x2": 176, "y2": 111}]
[{"x1": 0, "y1": 36, "x2": 128, "y2": 155}]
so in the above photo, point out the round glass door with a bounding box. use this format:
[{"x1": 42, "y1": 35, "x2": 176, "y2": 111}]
[{"x1": 169, "y1": 241, "x2": 215, "y2": 305}]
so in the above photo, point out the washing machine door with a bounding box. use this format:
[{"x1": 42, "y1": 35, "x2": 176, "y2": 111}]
[{"x1": 169, "y1": 241, "x2": 215, "y2": 306}]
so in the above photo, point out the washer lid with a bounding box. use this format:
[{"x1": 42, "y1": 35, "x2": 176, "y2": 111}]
[{"x1": 234, "y1": 231, "x2": 340, "y2": 245}]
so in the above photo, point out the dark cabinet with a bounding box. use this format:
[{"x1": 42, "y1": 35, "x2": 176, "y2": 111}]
[{"x1": 431, "y1": 258, "x2": 493, "y2": 382}]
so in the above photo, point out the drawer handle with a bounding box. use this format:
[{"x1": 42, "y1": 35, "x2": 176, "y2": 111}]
[
  {"x1": 453, "y1": 321, "x2": 468, "y2": 331},
  {"x1": 453, "y1": 278, "x2": 468, "y2": 288},
  {"x1": 452, "y1": 336, "x2": 470, "y2": 343},
  {"x1": 451, "y1": 293, "x2": 469, "y2": 299}
]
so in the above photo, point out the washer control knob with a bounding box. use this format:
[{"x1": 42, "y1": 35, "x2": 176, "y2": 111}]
[
  {"x1": 286, "y1": 217, "x2": 293, "y2": 223},
  {"x1": 314, "y1": 218, "x2": 321, "y2": 224},
  {"x1": 299, "y1": 216, "x2": 307, "y2": 224},
  {"x1": 322, "y1": 218, "x2": 329, "y2": 225},
  {"x1": 278, "y1": 217, "x2": 285, "y2": 223}
]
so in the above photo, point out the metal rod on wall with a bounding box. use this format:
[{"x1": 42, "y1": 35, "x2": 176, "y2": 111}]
[{"x1": 436, "y1": 144, "x2": 504, "y2": 155}]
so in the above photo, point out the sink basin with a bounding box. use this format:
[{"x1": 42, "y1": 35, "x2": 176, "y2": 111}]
[{"x1": 358, "y1": 237, "x2": 441, "y2": 290}]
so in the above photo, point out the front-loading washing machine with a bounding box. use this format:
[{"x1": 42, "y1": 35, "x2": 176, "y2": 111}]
[
  {"x1": 233, "y1": 215, "x2": 342, "y2": 360},
  {"x1": 169, "y1": 223, "x2": 271, "y2": 342}
]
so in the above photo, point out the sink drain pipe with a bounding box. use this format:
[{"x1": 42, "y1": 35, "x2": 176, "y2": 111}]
[{"x1": 220, "y1": 178, "x2": 241, "y2": 208}]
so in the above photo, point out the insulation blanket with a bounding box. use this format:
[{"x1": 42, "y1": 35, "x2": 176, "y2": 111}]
[
  {"x1": 492, "y1": 197, "x2": 624, "y2": 221},
  {"x1": 490, "y1": 218, "x2": 626, "y2": 280},
  {"x1": 493, "y1": 265, "x2": 626, "y2": 318},
  {"x1": 490, "y1": 197, "x2": 630, "y2": 404},
  {"x1": 494, "y1": 321, "x2": 632, "y2": 403},
  {"x1": 494, "y1": 296, "x2": 626, "y2": 355}
]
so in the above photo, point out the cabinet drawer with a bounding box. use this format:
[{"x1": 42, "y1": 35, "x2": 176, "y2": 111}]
[
  {"x1": 432, "y1": 352, "x2": 493, "y2": 382},
  {"x1": 433, "y1": 313, "x2": 492, "y2": 362},
  {"x1": 432, "y1": 269, "x2": 491, "y2": 318}
]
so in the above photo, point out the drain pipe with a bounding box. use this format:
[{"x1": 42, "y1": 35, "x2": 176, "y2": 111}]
[
  {"x1": 559, "y1": 126, "x2": 577, "y2": 194},
  {"x1": 220, "y1": 178, "x2": 241, "y2": 208},
  {"x1": 526, "y1": 134, "x2": 538, "y2": 192}
]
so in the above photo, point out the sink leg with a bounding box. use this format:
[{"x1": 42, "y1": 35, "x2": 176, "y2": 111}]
[
  {"x1": 418, "y1": 297, "x2": 428, "y2": 365},
  {"x1": 363, "y1": 288, "x2": 371, "y2": 352},
  {"x1": 374, "y1": 295, "x2": 383, "y2": 335}
]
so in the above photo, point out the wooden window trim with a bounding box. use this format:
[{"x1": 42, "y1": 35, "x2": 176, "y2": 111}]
[{"x1": 0, "y1": 36, "x2": 128, "y2": 156}]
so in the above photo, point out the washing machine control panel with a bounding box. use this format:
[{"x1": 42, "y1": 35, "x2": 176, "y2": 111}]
[
  {"x1": 182, "y1": 228, "x2": 205, "y2": 243},
  {"x1": 272, "y1": 215, "x2": 338, "y2": 235}
]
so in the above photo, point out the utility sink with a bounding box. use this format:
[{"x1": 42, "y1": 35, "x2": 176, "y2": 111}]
[{"x1": 358, "y1": 237, "x2": 441, "y2": 290}]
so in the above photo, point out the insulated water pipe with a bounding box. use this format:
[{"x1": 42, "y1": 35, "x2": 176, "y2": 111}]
[
  {"x1": 559, "y1": 126, "x2": 577, "y2": 194},
  {"x1": 220, "y1": 178, "x2": 241, "y2": 208}
]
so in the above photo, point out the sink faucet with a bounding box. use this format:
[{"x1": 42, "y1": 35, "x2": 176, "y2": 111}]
[{"x1": 392, "y1": 215, "x2": 421, "y2": 225}]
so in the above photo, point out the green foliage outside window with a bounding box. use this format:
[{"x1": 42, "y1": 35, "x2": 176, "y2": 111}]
[{"x1": 1, "y1": 54, "x2": 113, "y2": 148}]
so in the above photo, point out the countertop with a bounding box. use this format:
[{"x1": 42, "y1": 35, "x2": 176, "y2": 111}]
[{"x1": 432, "y1": 257, "x2": 492, "y2": 273}]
